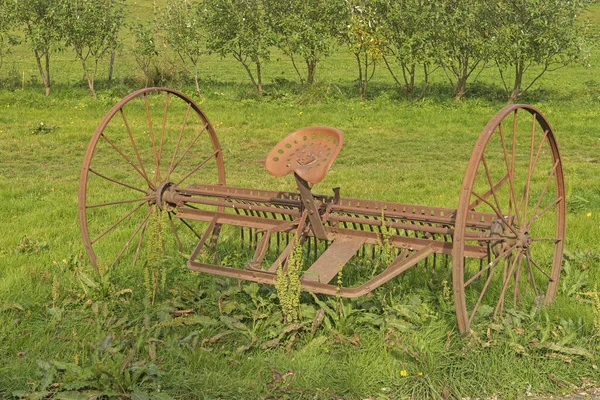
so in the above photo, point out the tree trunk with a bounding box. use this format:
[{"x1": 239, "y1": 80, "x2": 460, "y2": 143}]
[
  {"x1": 306, "y1": 59, "x2": 317, "y2": 85},
  {"x1": 354, "y1": 52, "x2": 363, "y2": 100},
  {"x1": 237, "y1": 53, "x2": 259, "y2": 95},
  {"x1": 401, "y1": 62, "x2": 416, "y2": 100},
  {"x1": 108, "y1": 51, "x2": 116, "y2": 84},
  {"x1": 454, "y1": 59, "x2": 469, "y2": 101},
  {"x1": 454, "y1": 73, "x2": 467, "y2": 101},
  {"x1": 193, "y1": 71, "x2": 202, "y2": 98},
  {"x1": 34, "y1": 50, "x2": 50, "y2": 96},
  {"x1": 256, "y1": 59, "x2": 263, "y2": 95},
  {"x1": 45, "y1": 53, "x2": 51, "y2": 95},
  {"x1": 81, "y1": 58, "x2": 97, "y2": 99},
  {"x1": 508, "y1": 61, "x2": 524, "y2": 103}
]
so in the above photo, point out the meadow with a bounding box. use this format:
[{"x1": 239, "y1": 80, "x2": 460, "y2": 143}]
[{"x1": 2, "y1": 4, "x2": 600, "y2": 399}]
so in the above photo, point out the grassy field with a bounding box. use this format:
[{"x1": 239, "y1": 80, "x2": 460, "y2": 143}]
[{"x1": 2, "y1": 5, "x2": 600, "y2": 399}]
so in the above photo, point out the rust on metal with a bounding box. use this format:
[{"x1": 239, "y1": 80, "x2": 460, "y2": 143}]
[
  {"x1": 79, "y1": 87, "x2": 566, "y2": 334},
  {"x1": 264, "y1": 126, "x2": 344, "y2": 183}
]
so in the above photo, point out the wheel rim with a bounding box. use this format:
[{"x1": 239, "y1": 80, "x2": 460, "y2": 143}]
[
  {"x1": 452, "y1": 105, "x2": 565, "y2": 333},
  {"x1": 79, "y1": 87, "x2": 225, "y2": 272}
]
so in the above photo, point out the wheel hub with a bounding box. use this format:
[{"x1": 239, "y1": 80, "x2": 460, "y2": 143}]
[
  {"x1": 490, "y1": 217, "x2": 533, "y2": 256},
  {"x1": 517, "y1": 231, "x2": 533, "y2": 249},
  {"x1": 151, "y1": 181, "x2": 176, "y2": 210}
]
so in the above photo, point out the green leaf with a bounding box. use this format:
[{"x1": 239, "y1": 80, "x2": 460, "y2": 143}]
[{"x1": 54, "y1": 392, "x2": 90, "y2": 400}]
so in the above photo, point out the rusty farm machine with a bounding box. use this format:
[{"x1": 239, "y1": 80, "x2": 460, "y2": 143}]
[{"x1": 78, "y1": 88, "x2": 565, "y2": 333}]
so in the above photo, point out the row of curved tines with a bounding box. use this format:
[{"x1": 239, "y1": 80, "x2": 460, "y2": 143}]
[{"x1": 226, "y1": 194, "x2": 462, "y2": 276}]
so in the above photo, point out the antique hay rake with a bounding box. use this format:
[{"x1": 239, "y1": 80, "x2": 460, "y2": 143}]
[{"x1": 79, "y1": 87, "x2": 565, "y2": 333}]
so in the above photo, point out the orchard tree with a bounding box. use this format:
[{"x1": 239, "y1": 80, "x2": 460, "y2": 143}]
[
  {"x1": 265, "y1": 0, "x2": 341, "y2": 85},
  {"x1": 336, "y1": 2, "x2": 383, "y2": 100},
  {"x1": 435, "y1": 0, "x2": 491, "y2": 100},
  {"x1": 0, "y1": 0, "x2": 17, "y2": 70},
  {"x1": 130, "y1": 21, "x2": 159, "y2": 87},
  {"x1": 14, "y1": 0, "x2": 65, "y2": 96},
  {"x1": 376, "y1": 0, "x2": 437, "y2": 100},
  {"x1": 160, "y1": 0, "x2": 205, "y2": 97},
  {"x1": 204, "y1": 0, "x2": 271, "y2": 95},
  {"x1": 62, "y1": 0, "x2": 125, "y2": 98},
  {"x1": 491, "y1": 0, "x2": 596, "y2": 102}
]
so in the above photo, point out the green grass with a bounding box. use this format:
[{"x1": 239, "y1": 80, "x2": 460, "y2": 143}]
[{"x1": 3, "y1": 5, "x2": 600, "y2": 399}]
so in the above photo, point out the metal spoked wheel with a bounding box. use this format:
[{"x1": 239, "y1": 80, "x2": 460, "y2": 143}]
[
  {"x1": 79, "y1": 87, "x2": 225, "y2": 272},
  {"x1": 452, "y1": 104, "x2": 565, "y2": 334}
]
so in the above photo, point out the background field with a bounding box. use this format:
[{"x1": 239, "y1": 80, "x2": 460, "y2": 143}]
[{"x1": 2, "y1": 2, "x2": 600, "y2": 399}]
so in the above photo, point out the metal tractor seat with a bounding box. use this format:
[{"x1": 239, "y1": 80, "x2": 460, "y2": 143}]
[{"x1": 264, "y1": 126, "x2": 344, "y2": 184}]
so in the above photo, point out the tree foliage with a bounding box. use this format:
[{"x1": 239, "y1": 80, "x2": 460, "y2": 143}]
[
  {"x1": 62, "y1": 0, "x2": 125, "y2": 99},
  {"x1": 491, "y1": 0, "x2": 596, "y2": 101},
  {"x1": 130, "y1": 21, "x2": 159, "y2": 87},
  {"x1": 265, "y1": 0, "x2": 341, "y2": 85},
  {"x1": 376, "y1": 0, "x2": 438, "y2": 99},
  {"x1": 160, "y1": 0, "x2": 205, "y2": 97},
  {"x1": 0, "y1": 0, "x2": 18, "y2": 71},
  {"x1": 204, "y1": 0, "x2": 272, "y2": 95},
  {"x1": 435, "y1": 0, "x2": 491, "y2": 100},
  {"x1": 336, "y1": 2, "x2": 383, "y2": 100}
]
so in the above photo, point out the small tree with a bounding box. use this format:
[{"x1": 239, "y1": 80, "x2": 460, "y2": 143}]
[
  {"x1": 160, "y1": 0, "x2": 205, "y2": 97},
  {"x1": 0, "y1": 0, "x2": 17, "y2": 71},
  {"x1": 14, "y1": 0, "x2": 65, "y2": 96},
  {"x1": 130, "y1": 21, "x2": 159, "y2": 87},
  {"x1": 336, "y1": 2, "x2": 383, "y2": 100},
  {"x1": 491, "y1": 0, "x2": 596, "y2": 102},
  {"x1": 265, "y1": 0, "x2": 341, "y2": 85},
  {"x1": 204, "y1": 0, "x2": 272, "y2": 95},
  {"x1": 435, "y1": 0, "x2": 491, "y2": 100},
  {"x1": 62, "y1": 0, "x2": 125, "y2": 98},
  {"x1": 376, "y1": 0, "x2": 437, "y2": 100}
]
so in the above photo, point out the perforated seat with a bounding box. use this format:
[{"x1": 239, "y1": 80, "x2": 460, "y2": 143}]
[{"x1": 264, "y1": 126, "x2": 344, "y2": 184}]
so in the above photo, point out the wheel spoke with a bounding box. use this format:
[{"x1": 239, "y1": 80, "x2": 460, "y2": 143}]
[
  {"x1": 166, "y1": 103, "x2": 192, "y2": 182},
  {"x1": 468, "y1": 257, "x2": 502, "y2": 324},
  {"x1": 168, "y1": 122, "x2": 209, "y2": 179},
  {"x1": 143, "y1": 94, "x2": 160, "y2": 186},
  {"x1": 526, "y1": 159, "x2": 559, "y2": 230},
  {"x1": 111, "y1": 208, "x2": 152, "y2": 266},
  {"x1": 89, "y1": 168, "x2": 147, "y2": 194},
  {"x1": 511, "y1": 112, "x2": 518, "y2": 223},
  {"x1": 468, "y1": 173, "x2": 509, "y2": 210},
  {"x1": 525, "y1": 254, "x2": 540, "y2": 297},
  {"x1": 471, "y1": 190, "x2": 518, "y2": 236},
  {"x1": 464, "y1": 243, "x2": 518, "y2": 288},
  {"x1": 132, "y1": 218, "x2": 149, "y2": 268},
  {"x1": 528, "y1": 196, "x2": 563, "y2": 226},
  {"x1": 87, "y1": 196, "x2": 152, "y2": 209},
  {"x1": 91, "y1": 201, "x2": 147, "y2": 244},
  {"x1": 525, "y1": 250, "x2": 553, "y2": 281},
  {"x1": 101, "y1": 133, "x2": 155, "y2": 189},
  {"x1": 519, "y1": 113, "x2": 537, "y2": 224},
  {"x1": 119, "y1": 109, "x2": 154, "y2": 189},
  {"x1": 498, "y1": 123, "x2": 523, "y2": 226},
  {"x1": 176, "y1": 216, "x2": 203, "y2": 240},
  {"x1": 174, "y1": 150, "x2": 219, "y2": 186},
  {"x1": 481, "y1": 155, "x2": 506, "y2": 218},
  {"x1": 513, "y1": 252, "x2": 524, "y2": 307},
  {"x1": 494, "y1": 251, "x2": 522, "y2": 320},
  {"x1": 168, "y1": 212, "x2": 184, "y2": 253},
  {"x1": 157, "y1": 92, "x2": 170, "y2": 183}
]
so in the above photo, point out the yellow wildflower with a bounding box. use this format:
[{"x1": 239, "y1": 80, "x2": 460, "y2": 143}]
[
  {"x1": 400, "y1": 370, "x2": 407, "y2": 377},
  {"x1": 587, "y1": 212, "x2": 592, "y2": 217}
]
